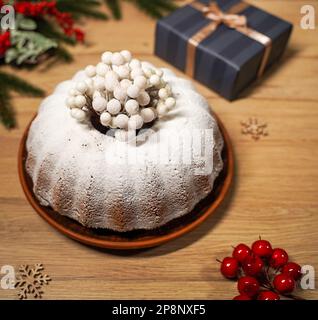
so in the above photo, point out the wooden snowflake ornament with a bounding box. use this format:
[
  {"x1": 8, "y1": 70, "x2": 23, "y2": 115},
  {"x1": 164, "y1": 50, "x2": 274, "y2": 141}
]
[
  {"x1": 15, "y1": 264, "x2": 51, "y2": 300},
  {"x1": 241, "y1": 118, "x2": 268, "y2": 140}
]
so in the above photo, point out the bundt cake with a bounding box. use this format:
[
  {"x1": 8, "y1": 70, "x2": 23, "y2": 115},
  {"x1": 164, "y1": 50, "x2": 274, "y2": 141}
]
[{"x1": 25, "y1": 51, "x2": 224, "y2": 232}]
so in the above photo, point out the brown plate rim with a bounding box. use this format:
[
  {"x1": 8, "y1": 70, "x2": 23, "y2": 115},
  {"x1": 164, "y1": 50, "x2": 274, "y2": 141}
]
[{"x1": 18, "y1": 112, "x2": 234, "y2": 250}]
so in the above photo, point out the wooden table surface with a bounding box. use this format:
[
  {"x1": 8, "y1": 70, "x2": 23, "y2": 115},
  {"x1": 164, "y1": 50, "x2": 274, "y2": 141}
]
[{"x1": 0, "y1": 0, "x2": 317, "y2": 300}]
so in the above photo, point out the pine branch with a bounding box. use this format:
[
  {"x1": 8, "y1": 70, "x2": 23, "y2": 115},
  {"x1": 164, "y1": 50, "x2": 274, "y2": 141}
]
[
  {"x1": 127, "y1": 0, "x2": 177, "y2": 19},
  {"x1": 57, "y1": 0, "x2": 101, "y2": 6},
  {"x1": 68, "y1": 6, "x2": 108, "y2": 20},
  {"x1": 51, "y1": 45, "x2": 74, "y2": 64},
  {"x1": 130, "y1": 0, "x2": 161, "y2": 18},
  {"x1": 152, "y1": 0, "x2": 178, "y2": 12},
  {"x1": 0, "y1": 71, "x2": 44, "y2": 97},
  {"x1": 56, "y1": 0, "x2": 108, "y2": 20},
  {"x1": 0, "y1": 88, "x2": 15, "y2": 129},
  {"x1": 104, "y1": 0, "x2": 122, "y2": 20},
  {"x1": 35, "y1": 18, "x2": 76, "y2": 46},
  {"x1": 0, "y1": 71, "x2": 45, "y2": 129}
]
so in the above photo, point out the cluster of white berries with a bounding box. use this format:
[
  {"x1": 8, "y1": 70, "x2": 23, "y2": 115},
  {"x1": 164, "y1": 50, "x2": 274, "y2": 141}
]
[{"x1": 66, "y1": 50, "x2": 176, "y2": 131}]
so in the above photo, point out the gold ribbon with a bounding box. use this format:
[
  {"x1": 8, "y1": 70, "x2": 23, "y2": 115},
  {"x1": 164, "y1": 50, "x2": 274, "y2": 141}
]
[{"x1": 186, "y1": 1, "x2": 272, "y2": 78}]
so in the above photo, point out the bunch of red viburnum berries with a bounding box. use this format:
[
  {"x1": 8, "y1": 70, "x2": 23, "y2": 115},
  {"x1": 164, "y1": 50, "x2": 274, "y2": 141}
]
[{"x1": 218, "y1": 238, "x2": 304, "y2": 300}]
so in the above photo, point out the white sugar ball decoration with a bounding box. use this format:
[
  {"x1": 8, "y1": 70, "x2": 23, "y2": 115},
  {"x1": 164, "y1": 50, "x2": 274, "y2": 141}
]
[
  {"x1": 137, "y1": 91, "x2": 150, "y2": 107},
  {"x1": 117, "y1": 65, "x2": 130, "y2": 79},
  {"x1": 106, "y1": 70, "x2": 119, "y2": 81},
  {"x1": 71, "y1": 108, "x2": 86, "y2": 122},
  {"x1": 127, "y1": 84, "x2": 141, "y2": 99},
  {"x1": 157, "y1": 102, "x2": 168, "y2": 117},
  {"x1": 141, "y1": 61, "x2": 153, "y2": 69},
  {"x1": 131, "y1": 68, "x2": 144, "y2": 79},
  {"x1": 120, "y1": 79, "x2": 132, "y2": 89},
  {"x1": 142, "y1": 67, "x2": 153, "y2": 78},
  {"x1": 94, "y1": 76, "x2": 106, "y2": 90},
  {"x1": 85, "y1": 65, "x2": 96, "y2": 77},
  {"x1": 101, "y1": 51, "x2": 113, "y2": 64},
  {"x1": 125, "y1": 99, "x2": 139, "y2": 115},
  {"x1": 84, "y1": 78, "x2": 94, "y2": 95},
  {"x1": 69, "y1": 88, "x2": 79, "y2": 96},
  {"x1": 100, "y1": 112, "x2": 112, "y2": 126},
  {"x1": 165, "y1": 97, "x2": 176, "y2": 109},
  {"x1": 92, "y1": 96, "x2": 107, "y2": 112},
  {"x1": 85, "y1": 78, "x2": 94, "y2": 87},
  {"x1": 107, "y1": 98, "x2": 121, "y2": 115},
  {"x1": 128, "y1": 114, "x2": 144, "y2": 130},
  {"x1": 165, "y1": 84, "x2": 172, "y2": 94},
  {"x1": 75, "y1": 95, "x2": 86, "y2": 108},
  {"x1": 134, "y1": 75, "x2": 147, "y2": 89},
  {"x1": 93, "y1": 90, "x2": 102, "y2": 99},
  {"x1": 149, "y1": 74, "x2": 161, "y2": 86},
  {"x1": 129, "y1": 59, "x2": 141, "y2": 69},
  {"x1": 158, "y1": 88, "x2": 168, "y2": 100},
  {"x1": 113, "y1": 86, "x2": 127, "y2": 102},
  {"x1": 66, "y1": 96, "x2": 76, "y2": 108},
  {"x1": 109, "y1": 116, "x2": 117, "y2": 128},
  {"x1": 140, "y1": 107, "x2": 156, "y2": 123},
  {"x1": 105, "y1": 79, "x2": 119, "y2": 92},
  {"x1": 114, "y1": 114, "x2": 129, "y2": 129},
  {"x1": 76, "y1": 81, "x2": 88, "y2": 94},
  {"x1": 105, "y1": 71, "x2": 119, "y2": 91},
  {"x1": 159, "y1": 79, "x2": 166, "y2": 89},
  {"x1": 96, "y1": 62, "x2": 109, "y2": 77},
  {"x1": 111, "y1": 52, "x2": 125, "y2": 66},
  {"x1": 151, "y1": 98, "x2": 159, "y2": 107},
  {"x1": 69, "y1": 50, "x2": 176, "y2": 130},
  {"x1": 120, "y1": 50, "x2": 132, "y2": 63},
  {"x1": 155, "y1": 69, "x2": 164, "y2": 77}
]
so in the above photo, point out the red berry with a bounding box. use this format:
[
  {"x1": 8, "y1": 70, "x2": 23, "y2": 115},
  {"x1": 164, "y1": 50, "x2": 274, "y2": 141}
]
[
  {"x1": 220, "y1": 257, "x2": 239, "y2": 279},
  {"x1": 273, "y1": 274, "x2": 295, "y2": 294},
  {"x1": 233, "y1": 294, "x2": 252, "y2": 300},
  {"x1": 257, "y1": 291, "x2": 280, "y2": 300},
  {"x1": 270, "y1": 248, "x2": 289, "y2": 269},
  {"x1": 252, "y1": 240, "x2": 273, "y2": 258},
  {"x1": 242, "y1": 254, "x2": 264, "y2": 276},
  {"x1": 238, "y1": 276, "x2": 260, "y2": 297},
  {"x1": 232, "y1": 243, "x2": 251, "y2": 263},
  {"x1": 282, "y1": 262, "x2": 302, "y2": 281}
]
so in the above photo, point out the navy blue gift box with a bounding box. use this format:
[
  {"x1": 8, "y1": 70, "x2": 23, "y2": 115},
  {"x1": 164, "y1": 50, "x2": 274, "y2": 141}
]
[{"x1": 155, "y1": 0, "x2": 293, "y2": 100}]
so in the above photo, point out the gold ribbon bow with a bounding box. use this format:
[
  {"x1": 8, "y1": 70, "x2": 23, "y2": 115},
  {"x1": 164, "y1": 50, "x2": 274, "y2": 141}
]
[
  {"x1": 201, "y1": 2, "x2": 247, "y2": 29},
  {"x1": 186, "y1": 1, "x2": 272, "y2": 79}
]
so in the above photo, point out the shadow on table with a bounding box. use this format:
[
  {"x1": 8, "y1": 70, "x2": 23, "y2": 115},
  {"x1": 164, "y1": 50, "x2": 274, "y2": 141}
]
[{"x1": 238, "y1": 46, "x2": 299, "y2": 100}]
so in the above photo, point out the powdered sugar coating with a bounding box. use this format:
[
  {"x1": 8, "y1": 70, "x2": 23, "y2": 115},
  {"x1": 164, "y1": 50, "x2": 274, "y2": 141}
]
[{"x1": 25, "y1": 68, "x2": 224, "y2": 232}]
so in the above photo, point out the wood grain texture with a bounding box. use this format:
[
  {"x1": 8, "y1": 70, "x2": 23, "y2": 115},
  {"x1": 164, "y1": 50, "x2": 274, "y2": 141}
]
[{"x1": 0, "y1": 0, "x2": 318, "y2": 300}]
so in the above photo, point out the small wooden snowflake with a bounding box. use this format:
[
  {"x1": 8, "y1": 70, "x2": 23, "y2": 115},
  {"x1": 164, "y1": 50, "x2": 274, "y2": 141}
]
[
  {"x1": 15, "y1": 264, "x2": 51, "y2": 300},
  {"x1": 241, "y1": 118, "x2": 268, "y2": 140}
]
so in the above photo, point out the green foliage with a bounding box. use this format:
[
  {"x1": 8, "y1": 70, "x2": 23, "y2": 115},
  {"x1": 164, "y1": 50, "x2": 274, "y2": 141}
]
[
  {"x1": 35, "y1": 18, "x2": 77, "y2": 46},
  {"x1": 104, "y1": 0, "x2": 122, "y2": 19},
  {"x1": 49, "y1": 45, "x2": 74, "y2": 64},
  {"x1": 0, "y1": 71, "x2": 44, "y2": 129},
  {"x1": 18, "y1": 17, "x2": 37, "y2": 31},
  {"x1": 0, "y1": 89, "x2": 15, "y2": 129},
  {"x1": 56, "y1": 0, "x2": 108, "y2": 20},
  {"x1": 104, "y1": 0, "x2": 176, "y2": 19},
  {"x1": 5, "y1": 14, "x2": 58, "y2": 65},
  {"x1": 0, "y1": 72, "x2": 45, "y2": 97},
  {"x1": 6, "y1": 30, "x2": 58, "y2": 65},
  {"x1": 129, "y1": 0, "x2": 177, "y2": 19}
]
